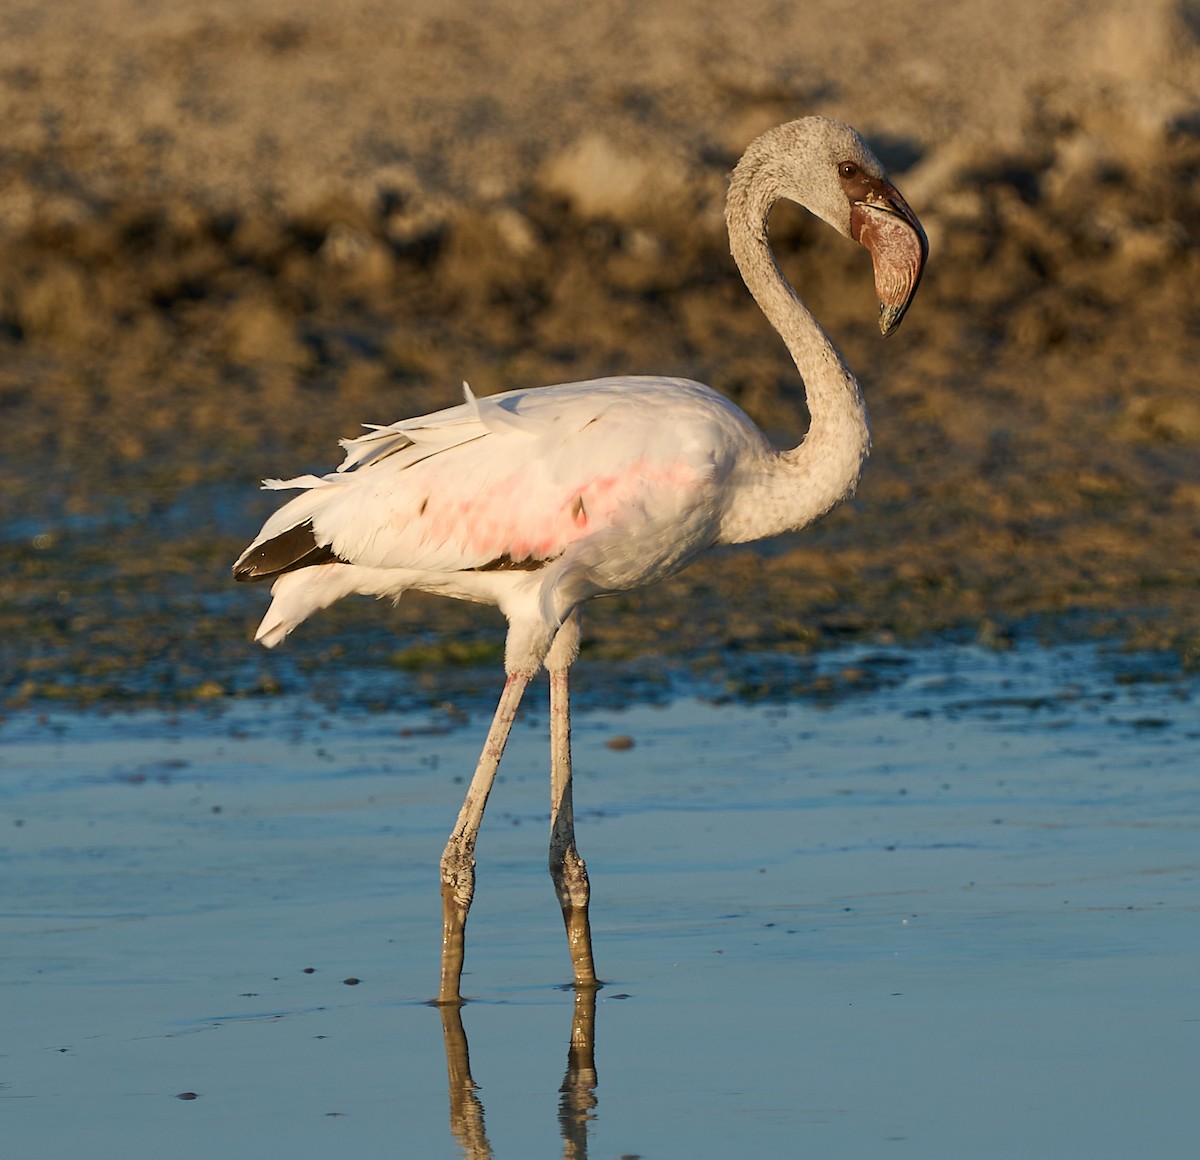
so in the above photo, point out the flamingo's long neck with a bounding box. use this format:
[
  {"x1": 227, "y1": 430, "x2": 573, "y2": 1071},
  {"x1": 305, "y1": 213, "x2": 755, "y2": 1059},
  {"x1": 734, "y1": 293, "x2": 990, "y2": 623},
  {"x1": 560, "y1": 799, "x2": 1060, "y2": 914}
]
[{"x1": 721, "y1": 154, "x2": 871, "y2": 543}]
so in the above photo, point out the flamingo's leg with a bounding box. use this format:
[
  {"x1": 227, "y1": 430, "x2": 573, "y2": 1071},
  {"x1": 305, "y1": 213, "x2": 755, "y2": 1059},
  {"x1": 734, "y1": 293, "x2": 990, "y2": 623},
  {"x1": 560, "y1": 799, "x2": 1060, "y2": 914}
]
[
  {"x1": 438, "y1": 671, "x2": 529, "y2": 1004},
  {"x1": 547, "y1": 615, "x2": 598, "y2": 989}
]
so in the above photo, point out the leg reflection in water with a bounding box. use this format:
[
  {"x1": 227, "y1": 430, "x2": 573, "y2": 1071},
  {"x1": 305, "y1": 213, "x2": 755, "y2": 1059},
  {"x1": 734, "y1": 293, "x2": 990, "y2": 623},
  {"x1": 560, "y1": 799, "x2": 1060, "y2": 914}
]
[
  {"x1": 558, "y1": 988, "x2": 598, "y2": 1159},
  {"x1": 439, "y1": 1002, "x2": 492, "y2": 1160},
  {"x1": 438, "y1": 989, "x2": 599, "y2": 1160}
]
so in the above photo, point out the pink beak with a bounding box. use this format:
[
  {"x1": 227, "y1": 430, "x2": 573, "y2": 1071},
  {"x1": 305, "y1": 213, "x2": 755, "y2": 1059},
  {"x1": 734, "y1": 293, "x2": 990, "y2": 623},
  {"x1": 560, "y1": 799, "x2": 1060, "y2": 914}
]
[{"x1": 850, "y1": 180, "x2": 928, "y2": 335}]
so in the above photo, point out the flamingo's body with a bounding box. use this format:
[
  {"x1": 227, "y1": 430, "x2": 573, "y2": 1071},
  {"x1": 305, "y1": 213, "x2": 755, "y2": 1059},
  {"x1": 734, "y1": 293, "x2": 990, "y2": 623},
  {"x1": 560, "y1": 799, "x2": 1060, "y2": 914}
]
[
  {"x1": 234, "y1": 117, "x2": 927, "y2": 1002},
  {"x1": 245, "y1": 374, "x2": 858, "y2": 671}
]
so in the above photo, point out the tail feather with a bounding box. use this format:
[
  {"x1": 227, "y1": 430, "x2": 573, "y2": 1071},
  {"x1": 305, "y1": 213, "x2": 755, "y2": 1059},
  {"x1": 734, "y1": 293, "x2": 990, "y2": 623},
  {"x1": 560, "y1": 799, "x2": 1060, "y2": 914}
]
[{"x1": 254, "y1": 564, "x2": 382, "y2": 647}]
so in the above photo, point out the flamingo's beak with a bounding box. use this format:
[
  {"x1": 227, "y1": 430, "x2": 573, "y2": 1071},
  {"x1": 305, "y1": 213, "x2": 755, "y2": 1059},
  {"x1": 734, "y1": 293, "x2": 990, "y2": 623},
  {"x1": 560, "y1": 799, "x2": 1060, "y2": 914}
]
[{"x1": 850, "y1": 181, "x2": 928, "y2": 336}]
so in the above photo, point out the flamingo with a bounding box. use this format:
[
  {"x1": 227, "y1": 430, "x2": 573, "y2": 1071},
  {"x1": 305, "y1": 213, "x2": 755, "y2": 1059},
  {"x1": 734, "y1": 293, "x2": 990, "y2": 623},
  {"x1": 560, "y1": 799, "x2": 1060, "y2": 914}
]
[{"x1": 233, "y1": 117, "x2": 927, "y2": 1003}]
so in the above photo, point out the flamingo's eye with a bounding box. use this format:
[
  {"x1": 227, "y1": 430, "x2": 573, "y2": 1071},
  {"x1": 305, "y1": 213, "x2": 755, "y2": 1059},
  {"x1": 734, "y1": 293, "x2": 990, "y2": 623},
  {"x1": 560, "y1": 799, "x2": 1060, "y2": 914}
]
[{"x1": 839, "y1": 162, "x2": 859, "y2": 180}]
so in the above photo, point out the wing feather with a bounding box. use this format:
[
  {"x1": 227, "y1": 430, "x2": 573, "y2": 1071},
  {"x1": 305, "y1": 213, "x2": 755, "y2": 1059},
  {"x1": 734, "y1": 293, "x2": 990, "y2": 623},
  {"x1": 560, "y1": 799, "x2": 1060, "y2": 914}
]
[{"x1": 240, "y1": 376, "x2": 768, "y2": 577}]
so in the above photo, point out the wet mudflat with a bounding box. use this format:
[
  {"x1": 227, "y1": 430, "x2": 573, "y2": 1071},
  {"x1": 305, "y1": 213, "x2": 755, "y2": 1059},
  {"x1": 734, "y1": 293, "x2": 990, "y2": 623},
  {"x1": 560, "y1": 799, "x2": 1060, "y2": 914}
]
[
  {"x1": 4, "y1": 1, "x2": 1200, "y2": 696},
  {"x1": 2, "y1": 643, "x2": 1197, "y2": 1158}
]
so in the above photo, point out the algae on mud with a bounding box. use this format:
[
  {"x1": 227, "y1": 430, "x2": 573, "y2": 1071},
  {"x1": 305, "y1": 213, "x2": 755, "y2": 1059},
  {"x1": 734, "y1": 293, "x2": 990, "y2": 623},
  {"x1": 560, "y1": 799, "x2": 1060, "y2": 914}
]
[{"x1": 1, "y1": 0, "x2": 1198, "y2": 707}]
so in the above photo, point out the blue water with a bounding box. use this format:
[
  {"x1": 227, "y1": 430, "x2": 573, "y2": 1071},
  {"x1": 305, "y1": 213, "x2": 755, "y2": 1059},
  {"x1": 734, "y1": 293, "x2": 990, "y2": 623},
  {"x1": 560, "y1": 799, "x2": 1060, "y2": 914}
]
[{"x1": 2, "y1": 643, "x2": 1197, "y2": 1158}]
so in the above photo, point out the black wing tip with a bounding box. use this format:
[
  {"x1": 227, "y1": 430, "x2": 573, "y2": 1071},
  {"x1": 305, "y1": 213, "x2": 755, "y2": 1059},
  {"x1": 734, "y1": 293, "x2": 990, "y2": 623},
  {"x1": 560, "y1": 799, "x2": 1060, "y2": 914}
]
[
  {"x1": 472, "y1": 552, "x2": 551, "y2": 573},
  {"x1": 232, "y1": 561, "x2": 260, "y2": 583},
  {"x1": 232, "y1": 520, "x2": 341, "y2": 582}
]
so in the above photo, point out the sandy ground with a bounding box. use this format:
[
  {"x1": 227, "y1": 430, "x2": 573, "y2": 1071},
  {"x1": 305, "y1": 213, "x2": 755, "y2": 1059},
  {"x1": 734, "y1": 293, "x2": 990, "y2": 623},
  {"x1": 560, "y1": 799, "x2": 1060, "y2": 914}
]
[
  {"x1": 3, "y1": 644, "x2": 1197, "y2": 1157},
  {"x1": 1, "y1": 0, "x2": 1199, "y2": 704}
]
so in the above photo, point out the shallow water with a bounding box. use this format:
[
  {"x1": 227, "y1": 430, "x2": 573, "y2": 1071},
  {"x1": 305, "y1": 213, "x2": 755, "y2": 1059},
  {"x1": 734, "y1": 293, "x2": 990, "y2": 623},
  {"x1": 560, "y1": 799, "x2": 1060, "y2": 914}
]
[{"x1": 2, "y1": 643, "x2": 1198, "y2": 1158}]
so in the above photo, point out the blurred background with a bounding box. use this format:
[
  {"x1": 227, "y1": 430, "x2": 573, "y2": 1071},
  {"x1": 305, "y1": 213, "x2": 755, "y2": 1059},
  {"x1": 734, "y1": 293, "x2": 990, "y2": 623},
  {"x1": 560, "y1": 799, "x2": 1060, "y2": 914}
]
[{"x1": 1, "y1": 0, "x2": 1198, "y2": 706}]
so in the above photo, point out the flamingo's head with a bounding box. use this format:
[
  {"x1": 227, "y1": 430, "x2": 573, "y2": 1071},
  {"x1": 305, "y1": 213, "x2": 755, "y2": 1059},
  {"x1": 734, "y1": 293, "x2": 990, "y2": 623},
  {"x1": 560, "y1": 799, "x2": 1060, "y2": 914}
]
[{"x1": 740, "y1": 117, "x2": 929, "y2": 336}]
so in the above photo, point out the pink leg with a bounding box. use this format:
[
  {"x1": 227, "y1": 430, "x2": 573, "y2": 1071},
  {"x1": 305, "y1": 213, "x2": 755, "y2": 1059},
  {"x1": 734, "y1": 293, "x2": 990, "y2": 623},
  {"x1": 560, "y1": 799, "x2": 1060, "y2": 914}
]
[
  {"x1": 438, "y1": 672, "x2": 529, "y2": 1004},
  {"x1": 548, "y1": 651, "x2": 598, "y2": 989}
]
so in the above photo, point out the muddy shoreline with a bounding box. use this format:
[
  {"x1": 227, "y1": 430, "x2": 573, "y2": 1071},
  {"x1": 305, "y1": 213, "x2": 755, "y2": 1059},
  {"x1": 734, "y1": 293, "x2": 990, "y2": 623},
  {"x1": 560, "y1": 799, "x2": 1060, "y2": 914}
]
[{"x1": 2, "y1": 0, "x2": 1198, "y2": 707}]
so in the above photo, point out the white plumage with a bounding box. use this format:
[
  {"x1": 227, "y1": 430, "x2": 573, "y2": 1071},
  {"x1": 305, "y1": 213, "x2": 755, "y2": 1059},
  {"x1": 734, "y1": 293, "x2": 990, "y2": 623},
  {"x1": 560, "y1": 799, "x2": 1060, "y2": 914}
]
[{"x1": 245, "y1": 376, "x2": 781, "y2": 664}]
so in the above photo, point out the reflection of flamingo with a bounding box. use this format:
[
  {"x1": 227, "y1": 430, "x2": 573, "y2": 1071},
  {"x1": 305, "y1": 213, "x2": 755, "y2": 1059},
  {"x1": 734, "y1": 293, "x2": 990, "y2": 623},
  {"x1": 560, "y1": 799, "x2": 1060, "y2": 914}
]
[
  {"x1": 234, "y1": 117, "x2": 927, "y2": 1004},
  {"x1": 440, "y1": 1004, "x2": 493, "y2": 1160},
  {"x1": 439, "y1": 989, "x2": 598, "y2": 1159}
]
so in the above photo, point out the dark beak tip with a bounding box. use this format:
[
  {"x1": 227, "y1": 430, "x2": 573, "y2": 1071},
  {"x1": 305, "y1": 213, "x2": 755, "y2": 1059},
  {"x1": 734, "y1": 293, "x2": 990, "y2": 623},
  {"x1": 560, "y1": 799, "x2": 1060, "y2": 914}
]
[{"x1": 879, "y1": 302, "x2": 905, "y2": 337}]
